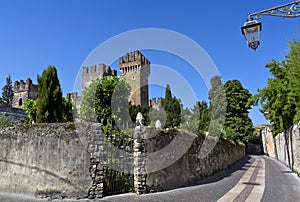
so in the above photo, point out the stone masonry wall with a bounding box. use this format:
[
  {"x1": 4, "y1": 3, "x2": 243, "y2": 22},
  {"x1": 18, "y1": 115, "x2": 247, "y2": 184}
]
[
  {"x1": 261, "y1": 125, "x2": 276, "y2": 158},
  {"x1": 0, "y1": 106, "x2": 27, "y2": 122},
  {"x1": 0, "y1": 123, "x2": 246, "y2": 199},
  {"x1": 262, "y1": 121, "x2": 300, "y2": 175},
  {"x1": 0, "y1": 123, "x2": 91, "y2": 199},
  {"x1": 135, "y1": 127, "x2": 245, "y2": 193}
]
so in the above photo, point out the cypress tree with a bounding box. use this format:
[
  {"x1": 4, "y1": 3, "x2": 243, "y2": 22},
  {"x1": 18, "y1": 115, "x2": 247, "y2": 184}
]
[
  {"x1": 1, "y1": 74, "x2": 13, "y2": 107},
  {"x1": 36, "y1": 66, "x2": 63, "y2": 123},
  {"x1": 162, "y1": 84, "x2": 181, "y2": 128},
  {"x1": 197, "y1": 101, "x2": 210, "y2": 133},
  {"x1": 208, "y1": 75, "x2": 226, "y2": 136}
]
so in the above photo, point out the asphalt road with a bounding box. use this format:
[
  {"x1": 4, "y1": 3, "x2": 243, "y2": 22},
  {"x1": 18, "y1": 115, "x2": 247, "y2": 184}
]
[{"x1": 1, "y1": 155, "x2": 300, "y2": 202}]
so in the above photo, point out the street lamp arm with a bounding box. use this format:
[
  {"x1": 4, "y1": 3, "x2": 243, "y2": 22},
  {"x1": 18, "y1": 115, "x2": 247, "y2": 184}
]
[
  {"x1": 248, "y1": 0, "x2": 300, "y2": 20},
  {"x1": 242, "y1": 1, "x2": 300, "y2": 50}
]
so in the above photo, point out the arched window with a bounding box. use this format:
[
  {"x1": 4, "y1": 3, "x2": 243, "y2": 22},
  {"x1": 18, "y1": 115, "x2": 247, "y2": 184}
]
[{"x1": 19, "y1": 98, "x2": 23, "y2": 106}]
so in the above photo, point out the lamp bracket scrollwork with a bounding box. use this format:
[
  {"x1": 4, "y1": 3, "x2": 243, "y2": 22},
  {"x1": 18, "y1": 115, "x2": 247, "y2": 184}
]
[{"x1": 249, "y1": 1, "x2": 300, "y2": 19}]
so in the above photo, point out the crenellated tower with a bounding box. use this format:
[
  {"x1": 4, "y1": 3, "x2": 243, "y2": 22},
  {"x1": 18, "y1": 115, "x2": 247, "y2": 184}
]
[
  {"x1": 13, "y1": 78, "x2": 38, "y2": 109},
  {"x1": 81, "y1": 64, "x2": 117, "y2": 90},
  {"x1": 119, "y1": 50, "x2": 150, "y2": 106}
]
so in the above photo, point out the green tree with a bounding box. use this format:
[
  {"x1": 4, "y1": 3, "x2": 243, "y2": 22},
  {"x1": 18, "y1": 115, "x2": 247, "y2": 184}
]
[
  {"x1": 24, "y1": 99, "x2": 37, "y2": 123},
  {"x1": 94, "y1": 76, "x2": 130, "y2": 128},
  {"x1": 208, "y1": 75, "x2": 226, "y2": 136},
  {"x1": 36, "y1": 66, "x2": 63, "y2": 123},
  {"x1": 286, "y1": 40, "x2": 300, "y2": 123},
  {"x1": 24, "y1": 97, "x2": 73, "y2": 123},
  {"x1": 80, "y1": 76, "x2": 131, "y2": 129},
  {"x1": 1, "y1": 74, "x2": 13, "y2": 107},
  {"x1": 197, "y1": 101, "x2": 210, "y2": 133},
  {"x1": 172, "y1": 98, "x2": 181, "y2": 127},
  {"x1": 249, "y1": 40, "x2": 300, "y2": 134},
  {"x1": 180, "y1": 101, "x2": 210, "y2": 135},
  {"x1": 62, "y1": 97, "x2": 74, "y2": 122},
  {"x1": 224, "y1": 80, "x2": 253, "y2": 142},
  {"x1": 79, "y1": 78, "x2": 99, "y2": 122},
  {"x1": 162, "y1": 84, "x2": 181, "y2": 128},
  {"x1": 0, "y1": 113, "x2": 14, "y2": 128},
  {"x1": 180, "y1": 106, "x2": 197, "y2": 134}
]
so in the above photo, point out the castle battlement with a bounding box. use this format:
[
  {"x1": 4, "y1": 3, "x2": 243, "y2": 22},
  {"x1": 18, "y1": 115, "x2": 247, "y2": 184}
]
[
  {"x1": 150, "y1": 97, "x2": 163, "y2": 110},
  {"x1": 14, "y1": 78, "x2": 37, "y2": 93},
  {"x1": 119, "y1": 50, "x2": 150, "y2": 69},
  {"x1": 67, "y1": 92, "x2": 79, "y2": 99},
  {"x1": 119, "y1": 50, "x2": 150, "y2": 76},
  {"x1": 13, "y1": 78, "x2": 38, "y2": 109},
  {"x1": 12, "y1": 50, "x2": 150, "y2": 111},
  {"x1": 119, "y1": 50, "x2": 150, "y2": 106},
  {"x1": 81, "y1": 64, "x2": 117, "y2": 90},
  {"x1": 82, "y1": 64, "x2": 111, "y2": 75}
]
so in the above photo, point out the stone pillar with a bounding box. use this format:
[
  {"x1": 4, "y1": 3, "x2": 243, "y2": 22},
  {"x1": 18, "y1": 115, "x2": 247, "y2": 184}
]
[
  {"x1": 88, "y1": 158, "x2": 104, "y2": 199},
  {"x1": 133, "y1": 126, "x2": 147, "y2": 194},
  {"x1": 87, "y1": 123, "x2": 104, "y2": 199}
]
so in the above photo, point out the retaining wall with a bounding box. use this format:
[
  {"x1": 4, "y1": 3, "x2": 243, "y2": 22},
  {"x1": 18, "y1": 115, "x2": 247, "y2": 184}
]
[
  {"x1": 0, "y1": 123, "x2": 91, "y2": 199},
  {"x1": 0, "y1": 123, "x2": 246, "y2": 199},
  {"x1": 134, "y1": 127, "x2": 246, "y2": 192},
  {"x1": 262, "y1": 121, "x2": 300, "y2": 175}
]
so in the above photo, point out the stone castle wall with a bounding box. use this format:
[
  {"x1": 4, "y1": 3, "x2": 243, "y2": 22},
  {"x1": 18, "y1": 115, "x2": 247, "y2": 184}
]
[
  {"x1": 81, "y1": 64, "x2": 117, "y2": 91},
  {"x1": 0, "y1": 106, "x2": 27, "y2": 122},
  {"x1": 13, "y1": 78, "x2": 38, "y2": 109},
  {"x1": 67, "y1": 92, "x2": 82, "y2": 117},
  {"x1": 82, "y1": 64, "x2": 107, "y2": 91}
]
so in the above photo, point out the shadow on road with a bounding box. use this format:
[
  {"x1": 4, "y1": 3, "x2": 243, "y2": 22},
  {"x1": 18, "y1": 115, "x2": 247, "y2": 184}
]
[{"x1": 280, "y1": 170, "x2": 294, "y2": 174}]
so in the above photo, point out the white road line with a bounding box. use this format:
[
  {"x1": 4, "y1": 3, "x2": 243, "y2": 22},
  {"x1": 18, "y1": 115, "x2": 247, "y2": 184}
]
[{"x1": 217, "y1": 156, "x2": 265, "y2": 202}]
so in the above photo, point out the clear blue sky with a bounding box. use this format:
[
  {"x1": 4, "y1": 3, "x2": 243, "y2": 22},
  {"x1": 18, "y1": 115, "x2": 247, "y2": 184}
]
[{"x1": 0, "y1": 0, "x2": 299, "y2": 125}]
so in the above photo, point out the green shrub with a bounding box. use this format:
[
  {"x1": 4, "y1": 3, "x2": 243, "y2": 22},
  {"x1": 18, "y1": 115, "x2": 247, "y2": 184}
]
[{"x1": 0, "y1": 113, "x2": 14, "y2": 128}]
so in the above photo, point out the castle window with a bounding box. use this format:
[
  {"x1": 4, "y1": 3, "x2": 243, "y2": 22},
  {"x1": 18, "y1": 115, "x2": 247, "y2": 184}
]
[{"x1": 19, "y1": 98, "x2": 23, "y2": 106}]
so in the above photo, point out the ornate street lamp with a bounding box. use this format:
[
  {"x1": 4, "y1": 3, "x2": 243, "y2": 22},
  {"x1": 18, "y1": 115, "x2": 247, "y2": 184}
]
[
  {"x1": 241, "y1": 17, "x2": 262, "y2": 51},
  {"x1": 242, "y1": 1, "x2": 300, "y2": 50}
]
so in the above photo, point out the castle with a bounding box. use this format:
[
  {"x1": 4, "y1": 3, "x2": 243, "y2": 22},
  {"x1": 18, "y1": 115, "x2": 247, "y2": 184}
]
[
  {"x1": 13, "y1": 50, "x2": 154, "y2": 111},
  {"x1": 119, "y1": 50, "x2": 150, "y2": 106},
  {"x1": 12, "y1": 78, "x2": 38, "y2": 108}
]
